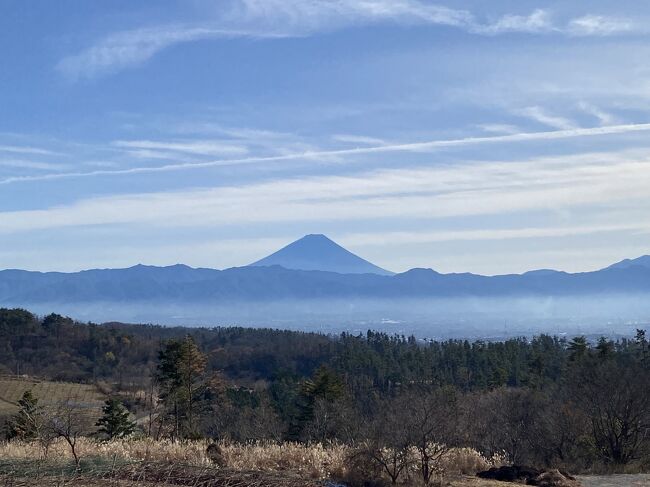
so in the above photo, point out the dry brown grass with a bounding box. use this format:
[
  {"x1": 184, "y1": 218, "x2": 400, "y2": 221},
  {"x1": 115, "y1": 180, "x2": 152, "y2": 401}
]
[
  {"x1": 0, "y1": 464, "x2": 322, "y2": 487},
  {"x1": 0, "y1": 438, "x2": 503, "y2": 484},
  {"x1": 0, "y1": 438, "x2": 345, "y2": 479},
  {"x1": 440, "y1": 447, "x2": 506, "y2": 475}
]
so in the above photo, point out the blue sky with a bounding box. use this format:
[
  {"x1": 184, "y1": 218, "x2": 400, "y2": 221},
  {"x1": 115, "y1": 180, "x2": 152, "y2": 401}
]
[{"x1": 3, "y1": 0, "x2": 650, "y2": 275}]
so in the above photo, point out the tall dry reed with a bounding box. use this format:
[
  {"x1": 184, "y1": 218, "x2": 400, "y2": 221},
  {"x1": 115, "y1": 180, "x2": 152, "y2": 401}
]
[{"x1": 0, "y1": 438, "x2": 501, "y2": 480}]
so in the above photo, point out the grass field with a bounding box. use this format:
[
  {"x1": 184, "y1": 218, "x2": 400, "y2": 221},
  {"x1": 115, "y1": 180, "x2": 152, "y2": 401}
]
[{"x1": 0, "y1": 376, "x2": 106, "y2": 422}]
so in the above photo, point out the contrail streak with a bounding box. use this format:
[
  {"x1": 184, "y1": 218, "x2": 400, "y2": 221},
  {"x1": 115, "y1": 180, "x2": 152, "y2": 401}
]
[{"x1": 3, "y1": 123, "x2": 650, "y2": 185}]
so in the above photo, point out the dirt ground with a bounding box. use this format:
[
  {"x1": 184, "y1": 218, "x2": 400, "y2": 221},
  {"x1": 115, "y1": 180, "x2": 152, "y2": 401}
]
[
  {"x1": 2, "y1": 473, "x2": 650, "y2": 486},
  {"x1": 444, "y1": 474, "x2": 650, "y2": 487},
  {"x1": 577, "y1": 474, "x2": 650, "y2": 486},
  {"x1": 0, "y1": 474, "x2": 517, "y2": 487},
  {"x1": 447, "y1": 473, "x2": 650, "y2": 486},
  {"x1": 2, "y1": 477, "x2": 500, "y2": 487}
]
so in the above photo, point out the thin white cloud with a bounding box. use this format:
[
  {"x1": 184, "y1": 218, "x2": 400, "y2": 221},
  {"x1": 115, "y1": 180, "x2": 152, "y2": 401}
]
[
  {"x1": 57, "y1": 0, "x2": 471, "y2": 79},
  {"x1": 57, "y1": 26, "x2": 290, "y2": 80},
  {"x1": 519, "y1": 106, "x2": 578, "y2": 130},
  {"x1": 342, "y1": 223, "x2": 645, "y2": 247},
  {"x1": 568, "y1": 15, "x2": 635, "y2": 36},
  {"x1": 58, "y1": 1, "x2": 639, "y2": 79},
  {"x1": 476, "y1": 124, "x2": 521, "y2": 135},
  {"x1": 0, "y1": 159, "x2": 67, "y2": 171},
  {"x1": 113, "y1": 139, "x2": 249, "y2": 156},
  {"x1": 578, "y1": 102, "x2": 619, "y2": 126},
  {"x1": 3, "y1": 147, "x2": 650, "y2": 235},
  {"x1": 332, "y1": 134, "x2": 390, "y2": 146},
  {"x1": 0, "y1": 145, "x2": 58, "y2": 156},
  {"x1": 229, "y1": 0, "x2": 473, "y2": 33},
  {"x1": 121, "y1": 149, "x2": 187, "y2": 161},
  {"x1": 3, "y1": 122, "x2": 650, "y2": 185},
  {"x1": 177, "y1": 123, "x2": 294, "y2": 140},
  {"x1": 168, "y1": 123, "x2": 314, "y2": 157},
  {"x1": 476, "y1": 9, "x2": 555, "y2": 35}
]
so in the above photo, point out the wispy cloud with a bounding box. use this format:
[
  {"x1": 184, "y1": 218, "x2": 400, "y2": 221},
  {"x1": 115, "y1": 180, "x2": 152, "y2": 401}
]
[
  {"x1": 227, "y1": 0, "x2": 473, "y2": 33},
  {"x1": 56, "y1": 0, "x2": 470, "y2": 79},
  {"x1": 475, "y1": 9, "x2": 555, "y2": 35},
  {"x1": 57, "y1": 26, "x2": 289, "y2": 80},
  {"x1": 342, "y1": 223, "x2": 645, "y2": 247},
  {"x1": 113, "y1": 139, "x2": 249, "y2": 156},
  {"x1": 332, "y1": 134, "x2": 390, "y2": 146},
  {"x1": 3, "y1": 123, "x2": 650, "y2": 185},
  {"x1": 177, "y1": 123, "x2": 293, "y2": 140},
  {"x1": 168, "y1": 123, "x2": 315, "y2": 156},
  {"x1": 58, "y1": 1, "x2": 641, "y2": 79},
  {"x1": 519, "y1": 106, "x2": 578, "y2": 130},
  {"x1": 568, "y1": 15, "x2": 636, "y2": 36},
  {"x1": 3, "y1": 147, "x2": 650, "y2": 235},
  {"x1": 578, "y1": 102, "x2": 619, "y2": 126},
  {"x1": 0, "y1": 145, "x2": 58, "y2": 156},
  {"x1": 476, "y1": 124, "x2": 521, "y2": 135},
  {"x1": 0, "y1": 159, "x2": 68, "y2": 171}
]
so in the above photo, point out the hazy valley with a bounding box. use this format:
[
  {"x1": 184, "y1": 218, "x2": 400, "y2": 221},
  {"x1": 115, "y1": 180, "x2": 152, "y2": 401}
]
[{"x1": 3, "y1": 235, "x2": 649, "y2": 338}]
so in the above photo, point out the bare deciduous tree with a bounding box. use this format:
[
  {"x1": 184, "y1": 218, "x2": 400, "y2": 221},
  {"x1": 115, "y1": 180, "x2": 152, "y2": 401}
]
[
  {"x1": 570, "y1": 359, "x2": 650, "y2": 466},
  {"x1": 399, "y1": 388, "x2": 460, "y2": 485},
  {"x1": 43, "y1": 402, "x2": 86, "y2": 469},
  {"x1": 467, "y1": 387, "x2": 539, "y2": 465},
  {"x1": 303, "y1": 397, "x2": 361, "y2": 444},
  {"x1": 358, "y1": 397, "x2": 412, "y2": 485}
]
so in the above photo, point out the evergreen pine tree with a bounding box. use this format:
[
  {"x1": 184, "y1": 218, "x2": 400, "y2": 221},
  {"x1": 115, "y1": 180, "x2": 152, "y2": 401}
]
[
  {"x1": 635, "y1": 329, "x2": 648, "y2": 364},
  {"x1": 288, "y1": 366, "x2": 344, "y2": 441},
  {"x1": 568, "y1": 336, "x2": 588, "y2": 362},
  {"x1": 10, "y1": 390, "x2": 41, "y2": 440},
  {"x1": 156, "y1": 336, "x2": 207, "y2": 439},
  {"x1": 96, "y1": 398, "x2": 136, "y2": 440},
  {"x1": 596, "y1": 337, "x2": 614, "y2": 360},
  {"x1": 178, "y1": 335, "x2": 207, "y2": 437}
]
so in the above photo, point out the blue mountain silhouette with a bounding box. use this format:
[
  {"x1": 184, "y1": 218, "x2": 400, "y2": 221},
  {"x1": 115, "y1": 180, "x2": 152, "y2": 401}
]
[
  {"x1": 605, "y1": 255, "x2": 650, "y2": 270},
  {"x1": 249, "y1": 234, "x2": 394, "y2": 275},
  {"x1": 2, "y1": 238, "x2": 650, "y2": 327}
]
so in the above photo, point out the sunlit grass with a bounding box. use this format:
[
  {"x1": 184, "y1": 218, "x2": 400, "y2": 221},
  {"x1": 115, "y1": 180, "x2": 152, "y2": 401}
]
[{"x1": 0, "y1": 437, "x2": 503, "y2": 482}]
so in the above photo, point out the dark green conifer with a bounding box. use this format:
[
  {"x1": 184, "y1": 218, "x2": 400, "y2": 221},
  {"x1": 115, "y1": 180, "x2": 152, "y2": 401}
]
[
  {"x1": 10, "y1": 390, "x2": 41, "y2": 440},
  {"x1": 96, "y1": 398, "x2": 136, "y2": 440}
]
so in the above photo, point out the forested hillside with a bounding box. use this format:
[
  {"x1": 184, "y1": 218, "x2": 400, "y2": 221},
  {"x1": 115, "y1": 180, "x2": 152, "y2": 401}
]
[
  {"x1": 1, "y1": 308, "x2": 650, "y2": 475},
  {"x1": 1, "y1": 307, "x2": 579, "y2": 389}
]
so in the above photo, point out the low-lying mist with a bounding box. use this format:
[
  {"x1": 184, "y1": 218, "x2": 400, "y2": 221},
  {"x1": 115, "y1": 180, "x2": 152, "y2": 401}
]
[{"x1": 10, "y1": 293, "x2": 650, "y2": 339}]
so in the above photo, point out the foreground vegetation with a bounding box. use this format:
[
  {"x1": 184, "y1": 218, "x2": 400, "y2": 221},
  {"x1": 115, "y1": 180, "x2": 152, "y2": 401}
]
[
  {"x1": 1, "y1": 440, "x2": 649, "y2": 487},
  {"x1": 0, "y1": 437, "x2": 496, "y2": 481},
  {"x1": 1, "y1": 308, "x2": 650, "y2": 484}
]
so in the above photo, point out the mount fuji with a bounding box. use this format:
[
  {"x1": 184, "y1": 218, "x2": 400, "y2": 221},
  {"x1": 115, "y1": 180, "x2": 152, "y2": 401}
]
[{"x1": 249, "y1": 234, "x2": 393, "y2": 276}]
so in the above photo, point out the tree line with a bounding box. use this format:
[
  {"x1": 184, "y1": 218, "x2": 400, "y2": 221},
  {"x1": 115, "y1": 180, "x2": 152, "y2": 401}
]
[{"x1": 1, "y1": 308, "x2": 649, "y2": 475}]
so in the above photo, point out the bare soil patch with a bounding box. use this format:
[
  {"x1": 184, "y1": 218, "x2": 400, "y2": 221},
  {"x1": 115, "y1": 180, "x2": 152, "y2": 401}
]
[{"x1": 577, "y1": 474, "x2": 650, "y2": 487}]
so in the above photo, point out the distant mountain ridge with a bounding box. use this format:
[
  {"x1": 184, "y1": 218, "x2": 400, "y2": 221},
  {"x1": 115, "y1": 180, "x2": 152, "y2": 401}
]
[
  {"x1": 1, "y1": 235, "x2": 650, "y2": 329},
  {"x1": 2, "y1": 256, "x2": 650, "y2": 304},
  {"x1": 605, "y1": 255, "x2": 650, "y2": 271},
  {"x1": 249, "y1": 234, "x2": 394, "y2": 275}
]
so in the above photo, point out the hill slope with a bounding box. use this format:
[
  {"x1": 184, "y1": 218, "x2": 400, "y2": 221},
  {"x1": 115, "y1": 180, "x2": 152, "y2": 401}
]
[{"x1": 605, "y1": 255, "x2": 650, "y2": 270}]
